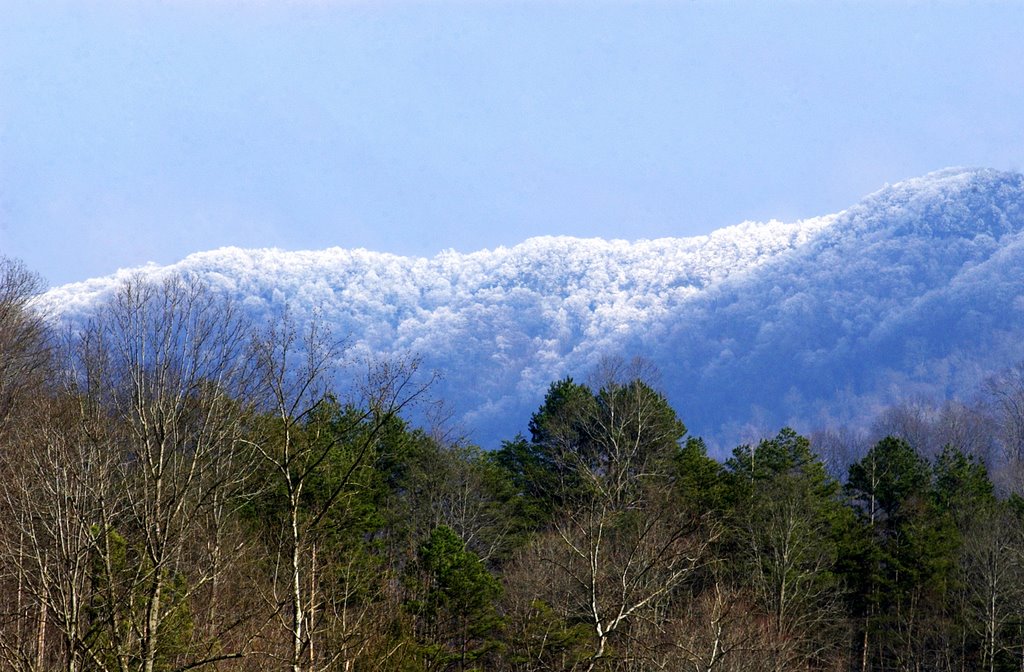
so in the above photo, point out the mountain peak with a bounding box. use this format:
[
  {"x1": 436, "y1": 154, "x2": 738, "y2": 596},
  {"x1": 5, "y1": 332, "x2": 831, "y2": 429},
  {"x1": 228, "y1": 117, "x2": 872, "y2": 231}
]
[
  {"x1": 830, "y1": 167, "x2": 1024, "y2": 241},
  {"x1": 876, "y1": 166, "x2": 1017, "y2": 197}
]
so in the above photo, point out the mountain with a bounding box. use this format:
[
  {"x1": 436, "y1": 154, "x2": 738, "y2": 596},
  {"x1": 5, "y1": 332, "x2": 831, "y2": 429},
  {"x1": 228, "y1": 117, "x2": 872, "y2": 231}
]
[{"x1": 41, "y1": 168, "x2": 1024, "y2": 450}]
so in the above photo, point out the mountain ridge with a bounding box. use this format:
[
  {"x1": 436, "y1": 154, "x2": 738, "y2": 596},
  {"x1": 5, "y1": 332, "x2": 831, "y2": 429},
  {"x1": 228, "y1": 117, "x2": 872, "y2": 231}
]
[{"x1": 41, "y1": 167, "x2": 1024, "y2": 450}]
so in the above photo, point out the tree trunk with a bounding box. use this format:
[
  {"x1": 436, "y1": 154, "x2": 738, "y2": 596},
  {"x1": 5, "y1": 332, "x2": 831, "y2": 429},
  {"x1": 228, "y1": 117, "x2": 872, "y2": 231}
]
[
  {"x1": 861, "y1": 615, "x2": 870, "y2": 672},
  {"x1": 292, "y1": 502, "x2": 304, "y2": 672},
  {"x1": 36, "y1": 582, "x2": 47, "y2": 671},
  {"x1": 143, "y1": 573, "x2": 162, "y2": 672},
  {"x1": 309, "y1": 541, "x2": 317, "y2": 671}
]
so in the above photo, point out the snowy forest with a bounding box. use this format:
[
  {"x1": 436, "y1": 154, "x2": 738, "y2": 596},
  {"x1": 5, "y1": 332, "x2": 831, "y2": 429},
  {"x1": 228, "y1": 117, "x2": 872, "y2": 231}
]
[
  {"x1": 4, "y1": 256, "x2": 1024, "y2": 672},
  {"x1": 40, "y1": 168, "x2": 1024, "y2": 451}
]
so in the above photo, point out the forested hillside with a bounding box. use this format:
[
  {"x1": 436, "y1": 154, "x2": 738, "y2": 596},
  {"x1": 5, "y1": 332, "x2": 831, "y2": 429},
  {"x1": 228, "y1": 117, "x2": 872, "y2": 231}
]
[
  {"x1": 5, "y1": 258, "x2": 1024, "y2": 672},
  {"x1": 40, "y1": 168, "x2": 1024, "y2": 448}
]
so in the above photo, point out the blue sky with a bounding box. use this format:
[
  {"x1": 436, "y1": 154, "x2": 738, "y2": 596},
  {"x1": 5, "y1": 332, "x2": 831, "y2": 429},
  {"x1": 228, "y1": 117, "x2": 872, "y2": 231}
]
[{"x1": 3, "y1": 1, "x2": 1023, "y2": 287}]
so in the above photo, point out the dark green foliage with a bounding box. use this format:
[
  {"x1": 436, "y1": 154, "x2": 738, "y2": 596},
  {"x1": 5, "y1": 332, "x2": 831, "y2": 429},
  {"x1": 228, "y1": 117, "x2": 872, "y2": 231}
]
[
  {"x1": 846, "y1": 436, "x2": 931, "y2": 523},
  {"x1": 500, "y1": 373, "x2": 715, "y2": 670},
  {"x1": 673, "y1": 436, "x2": 725, "y2": 513},
  {"x1": 500, "y1": 598, "x2": 591, "y2": 671},
  {"x1": 502, "y1": 376, "x2": 690, "y2": 524},
  {"x1": 726, "y1": 427, "x2": 837, "y2": 500},
  {"x1": 493, "y1": 435, "x2": 567, "y2": 530},
  {"x1": 842, "y1": 436, "x2": 966, "y2": 670},
  {"x1": 591, "y1": 378, "x2": 687, "y2": 494},
  {"x1": 933, "y1": 444, "x2": 995, "y2": 515},
  {"x1": 407, "y1": 526, "x2": 504, "y2": 671},
  {"x1": 244, "y1": 397, "x2": 415, "y2": 547},
  {"x1": 527, "y1": 378, "x2": 596, "y2": 449},
  {"x1": 723, "y1": 429, "x2": 849, "y2": 670},
  {"x1": 523, "y1": 377, "x2": 597, "y2": 507},
  {"x1": 386, "y1": 434, "x2": 531, "y2": 565},
  {"x1": 304, "y1": 401, "x2": 413, "y2": 541}
]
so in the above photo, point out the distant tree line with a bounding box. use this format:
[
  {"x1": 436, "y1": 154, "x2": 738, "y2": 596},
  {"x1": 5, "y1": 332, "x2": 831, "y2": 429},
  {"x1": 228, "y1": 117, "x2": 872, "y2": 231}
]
[{"x1": 3, "y1": 256, "x2": 1024, "y2": 672}]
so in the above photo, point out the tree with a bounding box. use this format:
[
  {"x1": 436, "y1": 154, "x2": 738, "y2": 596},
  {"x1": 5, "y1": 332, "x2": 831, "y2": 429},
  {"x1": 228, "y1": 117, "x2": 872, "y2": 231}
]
[
  {"x1": 0, "y1": 391, "x2": 117, "y2": 672},
  {"x1": 843, "y1": 436, "x2": 953, "y2": 671},
  {"x1": 933, "y1": 445, "x2": 1022, "y2": 672},
  {"x1": 724, "y1": 429, "x2": 848, "y2": 671},
  {"x1": 71, "y1": 274, "x2": 259, "y2": 672},
  {"x1": 0, "y1": 258, "x2": 55, "y2": 671},
  {"x1": 956, "y1": 503, "x2": 1023, "y2": 672},
  {"x1": 0, "y1": 257, "x2": 49, "y2": 436},
  {"x1": 523, "y1": 378, "x2": 597, "y2": 513},
  {"x1": 517, "y1": 370, "x2": 715, "y2": 670},
  {"x1": 248, "y1": 309, "x2": 433, "y2": 672},
  {"x1": 399, "y1": 439, "x2": 525, "y2": 564},
  {"x1": 673, "y1": 436, "x2": 725, "y2": 515},
  {"x1": 406, "y1": 526, "x2": 503, "y2": 671},
  {"x1": 985, "y1": 362, "x2": 1024, "y2": 493},
  {"x1": 493, "y1": 434, "x2": 570, "y2": 537}
]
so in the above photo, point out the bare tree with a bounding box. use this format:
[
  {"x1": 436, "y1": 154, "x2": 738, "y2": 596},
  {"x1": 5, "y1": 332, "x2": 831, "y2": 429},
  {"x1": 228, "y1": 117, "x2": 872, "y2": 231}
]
[
  {"x1": 0, "y1": 258, "x2": 47, "y2": 669},
  {"x1": 665, "y1": 571, "x2": 755, "y2": 672},
  {"x1": 527, "y1": 366, "x2": 717, "y2": 670},
  {"x1": 933, "y1": 400, "x2": 998, "y2": 466},
  {"x1": 0, "y1": 272, "x2": 259, "y2": 672},
  {"x1": 872, "y1": 401, "x2": 935, "y2": 457},
  {"x1": 401, "y1": 442, "x2": 514, "y2": 563},
  {"x1": 72, "y1": 274, "x2": 260, "y2": 672},
  {"x1": 984, "y1": 363, "x2": 1024, "y2": 493},
  {"x1": 248, "y1": 310, "x2": 433, "y2": 672},
  {"x1": 810, "y1": 425, "x2": 870, "y2": 480},
  {"x1": 958, "y1": 504, "x2": 1024, "y2": 672},
  {"x1": 0, "y1": 389, "x2": 123, "y2": 672},
  {"x1": 743, "y1": 478, "x2": 845, "y2": 671},
  {"x1": 0, "y1": 257, "x2": 50, "y2": 436}
]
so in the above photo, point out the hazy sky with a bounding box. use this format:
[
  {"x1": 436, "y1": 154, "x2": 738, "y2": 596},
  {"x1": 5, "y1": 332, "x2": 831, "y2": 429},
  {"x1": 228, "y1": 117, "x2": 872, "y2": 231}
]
[{"x1": 3, "y1": 1, "x2": 1023, "y2": 287}]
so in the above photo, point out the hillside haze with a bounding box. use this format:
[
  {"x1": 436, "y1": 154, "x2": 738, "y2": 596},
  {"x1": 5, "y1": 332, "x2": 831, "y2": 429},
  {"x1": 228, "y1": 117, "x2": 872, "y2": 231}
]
[{"x1": 43, "y1": 168, "x2": 1024, "y2": 449}]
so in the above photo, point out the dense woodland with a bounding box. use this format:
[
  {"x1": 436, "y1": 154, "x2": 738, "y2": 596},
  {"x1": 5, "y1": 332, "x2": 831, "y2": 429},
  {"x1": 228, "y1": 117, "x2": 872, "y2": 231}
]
[{"x1": 3, "y1": 256, "x2": 1024, "y2": 672}]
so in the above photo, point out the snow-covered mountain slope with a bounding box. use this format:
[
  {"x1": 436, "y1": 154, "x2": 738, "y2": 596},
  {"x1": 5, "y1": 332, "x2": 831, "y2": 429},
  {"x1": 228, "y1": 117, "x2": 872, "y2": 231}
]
[{"x1": 41, "y1": 168, "x2": 1024, "y2": 449}]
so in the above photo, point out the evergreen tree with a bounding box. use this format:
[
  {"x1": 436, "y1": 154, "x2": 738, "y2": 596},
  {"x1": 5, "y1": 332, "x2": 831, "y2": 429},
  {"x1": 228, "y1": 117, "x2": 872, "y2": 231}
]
[
  {"x1": 407, "y1": 526, "x2": 503, "y2": 671},
  {"x1": 724, "y1": 428, "x2": 848, "y2": 670},
  {"x1": 844, "y1": 436, "x2": 955, "y2": 671}
]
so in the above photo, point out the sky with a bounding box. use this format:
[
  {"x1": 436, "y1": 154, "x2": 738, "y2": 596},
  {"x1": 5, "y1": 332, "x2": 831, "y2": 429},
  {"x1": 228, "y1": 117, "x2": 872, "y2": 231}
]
[{"x1": 2, "y1": 1, "x2": 1023, "y2": 288}]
